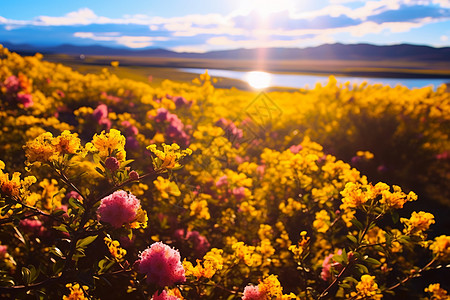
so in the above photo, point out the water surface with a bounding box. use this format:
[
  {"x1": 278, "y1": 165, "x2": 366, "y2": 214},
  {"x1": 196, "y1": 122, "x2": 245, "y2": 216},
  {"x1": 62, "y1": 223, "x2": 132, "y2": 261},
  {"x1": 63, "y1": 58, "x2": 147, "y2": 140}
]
[{"x1": 180, "y1": 68, "x2": 449, "y2": 90}]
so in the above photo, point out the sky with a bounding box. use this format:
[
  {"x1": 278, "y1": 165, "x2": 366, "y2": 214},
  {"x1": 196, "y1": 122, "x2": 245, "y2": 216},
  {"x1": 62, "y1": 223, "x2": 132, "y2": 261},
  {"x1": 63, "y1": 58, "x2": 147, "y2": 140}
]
[{"x1": 0, "y1": 0, "x2": 449, "y2": 52}]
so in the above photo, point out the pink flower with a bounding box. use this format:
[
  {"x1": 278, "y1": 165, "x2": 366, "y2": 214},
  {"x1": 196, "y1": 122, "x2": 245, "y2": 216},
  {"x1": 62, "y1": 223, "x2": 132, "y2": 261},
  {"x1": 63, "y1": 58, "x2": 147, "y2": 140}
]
[
  {"x1": 232, "y1": 187, "x2": 246, "y2": 201},
  {"x1": 4, "y1": 75, "x2": 20, "y2": 93},
  {"x1": 19, "y1": 219, "x2": 44, "y2": 236},
  {"x1": 66, "y1": 191, "x2": 82, "y2": 201},
  {"x1": 93, "y1": 104, "x2": 108, "y2": 122},
  {"x1": 126, "y1": 136, "x2": 140, "y2": 150},
  {"x1": 154, "y1": 108, "x2": 169, "y2": 123},
  {"x1": 97, "y1": 190, "x2": 141, "y2": 228},
  {"x1": 152, "y1": 290, "x2": 180, "y2": 300},
  {"x1": 0, "y1": 245, "x2": 8, "y2": 259},
  {"x1": 17, "y1": 93, "x2": 33, "y2": 108},
  {"x1": 256, "y1": 165, "x2": 265, "y2": 176},
  {"x1": 289, "y1": 144, "x2": 303, "y2": 154},
  {"x1": 216, "y1": 175, "x2": 228, "y2": 188},
  {"x1": 173, "y1": 229, "x2": 210, "y2": 256},
  {"x1": 321, "y1": 250, "x2": 342, "y2": 281},
  {"x1": 137, "y1": 242, "x2": 186, "y2": 287},
  {"x1": 105, "y1": 157, "x2": 120, "y2": 171},
  {"x1": 129, "y1": 170, "x2": 139, "y2": 180},
  {"x1": 242, "y1": 285, "x2": 265, "y2": 300},
  {"x1": 174, "y1": 96, "x2": 191, "y2": 108}
]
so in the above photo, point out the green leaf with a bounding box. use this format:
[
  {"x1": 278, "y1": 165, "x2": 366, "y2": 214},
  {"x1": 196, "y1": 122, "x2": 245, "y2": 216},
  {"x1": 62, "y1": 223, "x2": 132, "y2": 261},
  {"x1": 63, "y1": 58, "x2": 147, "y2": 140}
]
[
  {"x1": 344, "y1": 276, "x2": 359, "y2": 284},
  {"x1": 342, "y1": 248, "x2": 348, "y2": 264},
  {"x1": 93, "y1": 154, "x2": 101, "y2": 164},
  {"x1": 355, "y1": 263, "x2": 369, "y2": 274},
  {"x1": 52, "y1": 260, "x2": 65, "y2": 275},
  {"x1": 51, "y1": 209, "x2": 67, "y2": 217},
  {"x1": 350, "y1": 218, "x2": 364, "y2": 231},
  {"x1": 347, "y1": 235, "x2": 358, "y2": 244},
  {"x1": 95, "y1": 167, "x2": 105, "y2": 176},
  {"x1": 53, "y1": 224, "x2": 69, "y2": 233},
  {"x1": 69, "y1": 197, "x2": 84, "y2": 212},
  {"x1": 339, "y1": 283, "x2": 351, "y2": 289},
  {"x1": 333, "y1": 254, "x2": 344, "y2": 264},
  {"x1": 121, "y1": 159, "x2": 134, "y2": 168},
  {"x1": 98, "y1": 258, "x2": 115, "y2": 274},
  {"x1": 21, "y1": 267, "x2": 31, "y2": 285},
  {"x1": 50, "y1": 247, "x2": 64, "y2": 258},
  {"x1": 0, "y1": 279, "x2": 15, "y2": 287},
  {"x1": 76, "y1": 235, "x2": 98, "y2": 249},
  {"x1": 1, "y1": 204, "x2": 13, "y2": 216},
  {"x1": 365, "y1": 257, "x2": 381, "y2": 265},
  {"x1": 391, "y1": 211, "x2": 399, "y2": 224},
  {"x1": 28, "y1": 265, "x2": 39, "y2": 283}
]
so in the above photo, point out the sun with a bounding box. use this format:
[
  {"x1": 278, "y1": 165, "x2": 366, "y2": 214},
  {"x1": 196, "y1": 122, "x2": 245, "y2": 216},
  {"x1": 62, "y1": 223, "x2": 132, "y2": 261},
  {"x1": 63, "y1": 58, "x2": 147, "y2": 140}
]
[
  {"x1": 238, "y1": 0, "x2": 295, "y2": 17},
  {"x1": 245, "y1": 71, "x2": 272, "y2": 89}
]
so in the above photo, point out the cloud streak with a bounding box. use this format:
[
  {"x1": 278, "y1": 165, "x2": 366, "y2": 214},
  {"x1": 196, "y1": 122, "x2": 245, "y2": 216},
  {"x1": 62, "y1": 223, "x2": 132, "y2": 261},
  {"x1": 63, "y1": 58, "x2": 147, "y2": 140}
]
[{"x1": 0, "y1": 1, "x2": 449, "y2": 51}]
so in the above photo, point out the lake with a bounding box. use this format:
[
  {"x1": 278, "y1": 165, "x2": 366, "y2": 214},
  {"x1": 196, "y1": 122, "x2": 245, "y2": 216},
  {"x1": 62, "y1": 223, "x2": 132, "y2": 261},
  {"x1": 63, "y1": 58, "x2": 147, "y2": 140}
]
[{"x1": 180, "y1": 68, "x2": 449, "y2": 90}]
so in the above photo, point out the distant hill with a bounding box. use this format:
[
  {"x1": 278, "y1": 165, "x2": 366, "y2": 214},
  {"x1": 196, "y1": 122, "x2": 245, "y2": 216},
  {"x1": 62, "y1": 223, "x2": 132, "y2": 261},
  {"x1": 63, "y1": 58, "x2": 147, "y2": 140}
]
[{"x1": 2, "y1": 42, "x2": 449, "y2": 62}]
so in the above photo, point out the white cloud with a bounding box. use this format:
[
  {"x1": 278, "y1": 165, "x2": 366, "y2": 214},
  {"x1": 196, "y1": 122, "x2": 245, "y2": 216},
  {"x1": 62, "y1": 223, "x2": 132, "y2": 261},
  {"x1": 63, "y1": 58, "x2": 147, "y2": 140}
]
[
  {"x1": 1, "y1": 2, "x2": 449, "y2": 52},
  {"x1": 441, "y1": 34, "x2": 449, "y2": 41},
  {"x1": 206, "y1": 35, "x2": 336, "y2": 49},
  {"x1": 170, "y1": 45, "x2": 211, "y2": 53},
  {"x1": 34, "y1": 8, "x2": 100, "y2": 26},
  {"x1": 73, "y1": 32, "x2": 169, "y2": 48}
]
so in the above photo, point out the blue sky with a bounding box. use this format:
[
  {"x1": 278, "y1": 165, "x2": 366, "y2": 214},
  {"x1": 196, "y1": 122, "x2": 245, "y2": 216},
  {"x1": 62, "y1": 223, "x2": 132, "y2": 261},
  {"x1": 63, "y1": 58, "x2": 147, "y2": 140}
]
[{"x1": 1, "y1": 0, "x2": 449, "y2": 52}]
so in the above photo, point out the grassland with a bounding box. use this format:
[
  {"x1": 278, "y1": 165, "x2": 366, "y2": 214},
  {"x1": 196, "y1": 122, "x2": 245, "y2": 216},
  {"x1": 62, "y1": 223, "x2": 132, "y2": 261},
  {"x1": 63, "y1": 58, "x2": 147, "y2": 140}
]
[{"x1": 42, "y1": 53, "x2": 450, "y2": 91}]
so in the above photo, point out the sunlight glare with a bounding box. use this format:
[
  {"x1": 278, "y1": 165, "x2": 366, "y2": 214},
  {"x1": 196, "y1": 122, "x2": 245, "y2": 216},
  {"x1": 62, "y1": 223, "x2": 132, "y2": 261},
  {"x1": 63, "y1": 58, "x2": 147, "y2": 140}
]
[
  {"x1": 238, "y1": 0, "x2": 294, "y2": 16},
  {"x1": 245, "y1": 71, "x2": 272, "y2": 89}
]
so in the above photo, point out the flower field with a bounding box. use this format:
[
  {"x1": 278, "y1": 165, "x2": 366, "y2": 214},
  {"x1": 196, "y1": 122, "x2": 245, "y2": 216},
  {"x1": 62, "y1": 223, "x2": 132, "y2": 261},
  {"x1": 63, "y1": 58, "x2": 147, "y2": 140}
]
[{"x1": 0, "y1": 45, "x2": 449, "y2": 299}]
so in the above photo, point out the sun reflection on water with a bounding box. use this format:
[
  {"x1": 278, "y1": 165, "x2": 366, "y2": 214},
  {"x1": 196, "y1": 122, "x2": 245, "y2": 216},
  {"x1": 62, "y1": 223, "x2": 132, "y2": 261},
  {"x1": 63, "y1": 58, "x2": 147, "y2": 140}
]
[{"x1": 245, "y1": 71, "x2": 272, "y2": 89}]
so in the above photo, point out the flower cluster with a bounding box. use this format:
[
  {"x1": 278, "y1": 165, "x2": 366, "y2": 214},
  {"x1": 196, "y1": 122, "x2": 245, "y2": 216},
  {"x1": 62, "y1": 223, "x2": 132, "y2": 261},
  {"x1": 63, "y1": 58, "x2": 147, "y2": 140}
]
[
  {"x1": 0, "y1": 46, "x2": 448, "y2": 299},
  {"x1": 350, "y1": 275, "x2": 383, "y2": 300},
  {"x1": 86, "y1": 129, "x2": 126, "y2": 161},
  {"x1": 151, "y1": 107, "x2": 190, "y2": 146},
  {"x1": 137, "y1": 242, "x2": 186, "y2": 287},
  {"x1": 104, "y1": 236, "x2": 127, "y2": 261},
  {"x1": 97, "y1": 190, "x2": 142, "y2": 228},
  {"x1": 63, "y1": 283, "x2": 89, "y2": 300},
  {"x1": 147, "y1": 143, "x2": 192, "y2": 171}
]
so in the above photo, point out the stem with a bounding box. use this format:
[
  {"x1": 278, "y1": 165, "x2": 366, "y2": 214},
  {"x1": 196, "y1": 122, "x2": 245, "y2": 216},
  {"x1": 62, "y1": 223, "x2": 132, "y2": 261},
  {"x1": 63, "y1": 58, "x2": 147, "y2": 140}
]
[
  {"x1": 317, "y1": 262, "x2": 353, "y2": 299},
  {"x1": 318, "y1": 213, "x2": 382, "y2": 299},
  {"x1": 384, "y1": 257, "x2": 438, "y2": 292}
]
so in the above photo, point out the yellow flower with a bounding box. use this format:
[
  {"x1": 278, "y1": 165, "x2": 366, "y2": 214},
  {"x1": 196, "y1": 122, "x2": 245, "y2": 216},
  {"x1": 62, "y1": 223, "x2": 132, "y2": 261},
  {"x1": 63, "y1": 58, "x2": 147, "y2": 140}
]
[
  {"x1": 184, "y1": 248, "x2": 224, "y2": 279},
  {"x1": 289, "y1": 231, "x2": 310, "y2": 259},
  {"x1": 356, "y1": 150, "x2": 374, "y2": 160},
  {"x1": 259, "y1": 274, "x2": 283, "y2": 298},
  {"x1": 104, "y1": 237, "x2": 127, "y2": 261},
  {"x1": 24, "y1": 132, "x2": 56, "y2": 164},
  {"x1": 0, "y1": 168, "x2": 36, "y2": 199},
  {"x1": 350, "y1": 275, "x2": 383, "y2": 300},
  {"x1": 340, "y1": 182, "x2": 370, "y2": 209},
  {"x1": 424, "y1": 283, "x2": 449, "y2": 300},
  {"x1": 189, "y1": 199, "x2": 210, "y2": 220},
  {"x1": 129, "y1": 207, "x2": 148, "y2": 229},
  {"x1": 153, "y1": 176, "x2": 181, "y2": 199},
  {"x1": 86, "y1": 129, "x2": 126, "y2": 161},
  {"x1": 380, "y1": 185, "x2": 416, "y2": 209},
  {"x1": 147, "y1": 143, "x2": 192, "y2": 171},
  {"x1": 232, "y1": 241, "x2": 260, "y2": 267},
  {"x1": 52, "y1": 130, "x2": 85, "y2": 156},
  {"x1": 429, "y1": 235, "x2": 450, "y2": 260},
  {"x1": 63, "y1": 283, "x2": 89, "y2": 300},
  {"x1": 110, "y1": 61, "x2": 119, "y2": 67},
  {"x1": 313, "y1": 210, "x2": 331, "y2": 233},
  {"x1": 401, "y1": 211, "x2": 435, "y2": 236}
]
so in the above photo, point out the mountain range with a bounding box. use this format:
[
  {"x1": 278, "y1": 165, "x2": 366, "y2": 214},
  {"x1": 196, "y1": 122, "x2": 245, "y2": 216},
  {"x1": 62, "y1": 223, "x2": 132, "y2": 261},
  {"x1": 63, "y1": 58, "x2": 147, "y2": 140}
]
[{"x1": 2, "y1": 42, "x2": 450, "y2": 62}]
